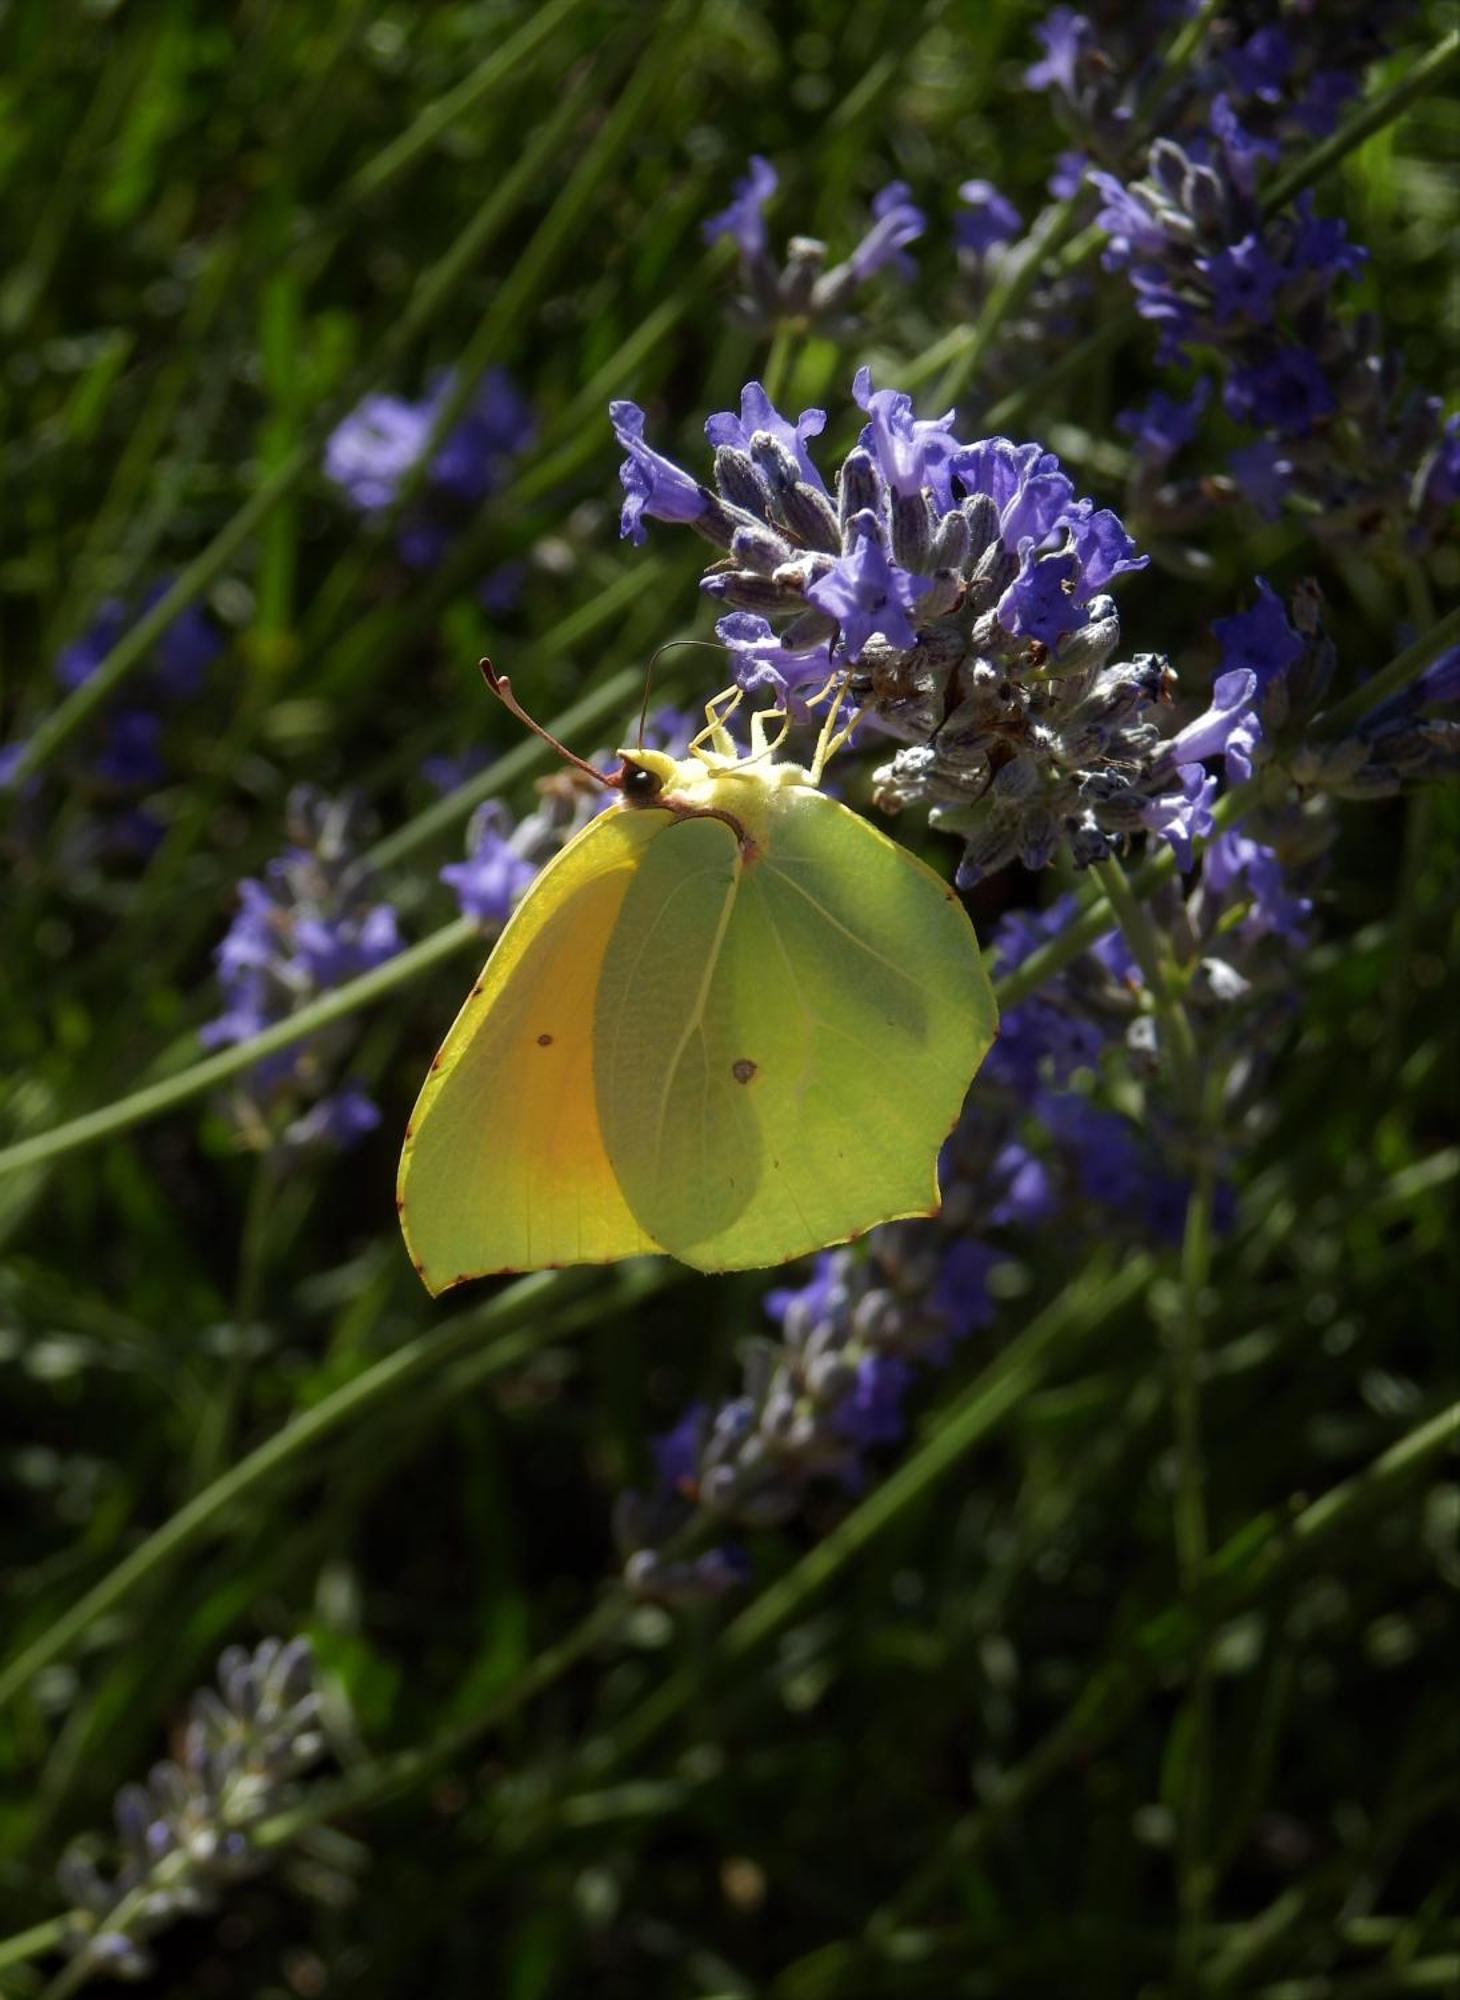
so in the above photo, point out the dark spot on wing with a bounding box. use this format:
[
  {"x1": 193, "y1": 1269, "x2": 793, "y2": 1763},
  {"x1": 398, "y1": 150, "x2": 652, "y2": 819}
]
[
  {"x1": 732, "y1": 1058, "x2": 758, "y2": 1084},
  {"x1": 394, "y1": 1196, "x2": 405, "y2": 1214},
  {"x1": 429, "y1": 1055, "x2": 442, "y2": 1072},
  {"x1": 537, "y1": 1032, "x2": 554, "y2": 1046}
]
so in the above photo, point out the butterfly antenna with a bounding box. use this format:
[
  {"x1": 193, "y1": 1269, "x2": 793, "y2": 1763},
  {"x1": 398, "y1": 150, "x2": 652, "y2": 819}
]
[
  {"x1": 479, "y1": 659, "x2": 613, "y2": 788},
  {"x1": 638, "y1": 638, "x2": 734, "y2": 749}
]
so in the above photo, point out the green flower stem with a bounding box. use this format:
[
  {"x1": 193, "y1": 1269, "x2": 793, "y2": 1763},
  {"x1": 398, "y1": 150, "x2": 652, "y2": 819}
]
[
  {"x1": 0, "y1": 917, "x2": 480, "y2": 1184},
  {"x1": 2, "y1": 46, "x2": 604, "y2": 792},
  {"x1": 327, "y1": 0, "x2": 586, "y2": 217},
  {"x1": 1091, "y1": 855, "x2": 1202, "y2": 1119},
  {"x1": 0, "y1": 1916, "x2": 69, "y2": 1979},
  {"x1": 1310, "y1": 599, "x2": 1460, "y2": 740},
  {"x1": 865, "y1": 1399, "x2": 1460, "y2": 1951},
  {"x1": 569, "y1": 1259, "x2": 1152, "y2": 1784},
  {"x1": 361, "y1": 6, "x2": 692, "y2": 546},
  {"x1": 242, "y1": 1259, "x2": 1150, "y2": 1862},
  {"x1": 1261, "y1": 27, "x2": 1459, "y2": 217},
  {"x1": 0, "y1": 1270, "x2": 576, "y2": 1715}
]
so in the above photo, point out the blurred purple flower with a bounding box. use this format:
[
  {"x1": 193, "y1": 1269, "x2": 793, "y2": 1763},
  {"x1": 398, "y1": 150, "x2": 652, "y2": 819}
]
[
  {"x1": 703, "y1": 154, "x2": 778, "y2": 263},
  {"x1": 955, "y1": 179, "x2": 1022, "y2": 255},
  {"x1": 846, "y1": 181, "x2": 925, "y2": 283}
]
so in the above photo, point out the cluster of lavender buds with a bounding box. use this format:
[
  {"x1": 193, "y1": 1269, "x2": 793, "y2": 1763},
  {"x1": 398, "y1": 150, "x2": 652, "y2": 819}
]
[
  {"x1": 1026, "y1": 2, "x2": 1412, "y2": 175},
  {"x1": 1, "y1": 583, "x2": 223, "y2": 859},
  {"x1": 612, "y1": 373, "x2": 1270, "y2": 883},
  {"x1": 1091, "y1": 109, "x2": 1457, "y2": 559},
  {"x1": 703, "y1": 155, "x2": 925, "y2": 334},
  {"x1": 1211, "y1": 576, "x2": 1458, "y2": 798},
  {"x1": 325, "y1": 365, "x2": 534, "y2": 582},
  {"x1": 56, "y1": 1638, "x2": 325, "y2": 1983},
  {"x1": 202, "y1": 787, "x2": 400, "y2": 1151}
]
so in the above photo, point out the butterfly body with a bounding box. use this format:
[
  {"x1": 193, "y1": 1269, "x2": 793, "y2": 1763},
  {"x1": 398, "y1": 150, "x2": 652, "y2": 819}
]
[{"x1": 398, "y1": 728, "x2": 997, "y2": 1289}]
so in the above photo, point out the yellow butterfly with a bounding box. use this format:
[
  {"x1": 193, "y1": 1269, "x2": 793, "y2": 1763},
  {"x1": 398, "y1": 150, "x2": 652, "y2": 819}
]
[{"x1": 398, "y1": 669, "x2": 997, "y2": 1289}]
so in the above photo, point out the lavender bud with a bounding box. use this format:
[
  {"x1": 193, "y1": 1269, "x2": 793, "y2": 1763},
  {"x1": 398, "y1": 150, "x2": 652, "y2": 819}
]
[
  {"x1": 957, "y1": 819, "x2": 1023, "y2": 887},
  {"x1": 917, "y1": 570, "x2": 965, "y2": 621},
  {"x1": 713, "y1": 445, "x2": 775, "y2": 519},
  {"x1": 1019, "y1": 808, "x2": 1060, "y2": 870},
  {"x1": 992, "y1": 755, "x2": 1041, "y2": 801},
  {"x1": 891, "y1": 489, "x2": 933, "y2": 571},
  {"x1": 929, "y1": 507, "x2": 971, "y2": 574},
  {"x1": 701, "y1": 570, "x2": 803, "y2": 614},
  {"x1": 1183, "y1": 165, "x2": 1230, "y2": 241},
  {"x1": 960, "y1": 493, "x2": 1000, "y2": 566},
  {"x1": 748, "y1": 429, "x2": 801, "y2": 497},
  {"x1": 1148, "y1": 141, "x2": 1187, "y2": 202},
  {"x1": 808, "y1": 258, "x2": 857, "y2": 317},
  {"x1": 779, "y1": 234, "x2": 827, "y2": 316},
  {"x1": 730, "y1": 520, "x2": 794, "y2": 575},
  {"x1": 838, "y1": 448, "x2": 883, "y2": 532},
  {"x1": 780, "y1": 478, "x2": 841, "y2": 553},
  {"x1": 1052, "y1": 606, "x2": 1121, "y2": 676}
]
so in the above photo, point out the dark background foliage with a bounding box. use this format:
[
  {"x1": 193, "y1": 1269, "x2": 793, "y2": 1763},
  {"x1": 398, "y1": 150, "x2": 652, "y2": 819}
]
[{"x1": 1, "y1": 2, "x2": 1456, "y2": 1996}]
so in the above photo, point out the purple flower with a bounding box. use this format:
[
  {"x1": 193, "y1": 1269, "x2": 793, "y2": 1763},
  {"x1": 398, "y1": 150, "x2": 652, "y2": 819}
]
[
  {"x1": 1210, "y1": 93, "x2": 1278, "y2": 196},
  {"x1": 1062, "y1": 502, "x2": 1148, "y2": 601},
  {"x1": 703, "y1": 154, "x2": 778, "y2": 263},
  {"x1": 1163, "y1": 669, "x2": 1262, "y2": 780},
  {"x1": 93, "y1": 710, "x2": 164, "y2": 787},
  {"x1": 440, "y1": 806, "x2": 539, "y2": 926},
  {"x1": 764, "y1": 1249, "x2": 848, "y2": 1332},
  {"x1": 1048, "y1": 150, "x2": 1089, "y2": 200},
  {"x1": 952, "y1": 437, "x2": 1072, "y2": 549},
  {"x1": 846, "y1": 181, "x2": 925, "y2": 283},
  {"x1": 1117, "y1": 381, "x2": 1210, "y2": 464},
  {"x1": 1140, "y1": 763, "x2": 1217, "y2": 871},
  {"x1": 1291, "y1": 197, "x2": 1367, "y2": 281},
  {"x1": 284, "y1": 1087, "x2": 382, "y2": 1151},
  {"x1": 396, "y1": 518, "x2": 452, "y2": 570},
  {"x1": 324, "y1": 393, "x2": 433, "y2": 511},
  {"x1": 929, "y1": 1238, "x2": 1000, "y2": 1342},
  {"x1": 477, "y1": 560, "x2": 527, "y2": 616},
  {"x1": 852, "y1": 366, "x2": 958, "y2": 501},
  {"x1": 421, "y1": 748, "x2": 492, "y2": 795},
  {"x1": 705, "y1": 380, "x2": 828, "y2": 493},
  {"x1": 1224, "y1": 348, "x2": 1335, "y2": 434},
  {"x1": 144, "y1": 587, "x2": 224, "y2": 698},
  {"x1": 1025, "y1": 6, "x2": 1090, "y2": 98},
  {"x1": 1204, "y1": 831, "x2": 1311, "y2": 942},
  {"x1": 429, "y1": 367, "x2": 534, "y2": 504},
  {"x1": 1200, "y1": 234, "x2": 1285, "y2": 325},
  {"x1": 835, "y1": 1353, "x2": 914, "y2": 1449},
  {"x1": 997, "y1": 546, "x2": 1082, "y2": 647},
  {"x1": 1212, "y1": 579, "x2": 1303, "y2": 690},
  {"x1": 55, "y1": 600, "x2": 129, "y2": 691},
  {"x1": 1228, "y1": 439, "x2": 1293, "y2": 520},
  {"x1": 653, "y1": 1403, "x2": 707, "y2": 1491},
  {"x1": 715, "y1": 613, "x2": 833, "y2": 712},
  {"x1": 291, "y1": 903, "x2": 400, "y2": 986},
  {"x1": 1294, "y1": 68, "x2": 1357, "y2": 139},
  {"x1": 987, "y1": 1143, "x2": 1057, "y2": 1227},
  {"x1": 610, "y1": 400, "x2": 710, "y2": 545},
  {"x1": 955, "y1": 179, "x2": 1022, "y2": 255},
  {"x1": 1089, "y1": 172, "x2": 1169, "y2": 267},
  {"x1": 805, "y1": 511, "x2": 931, "y2": 661},
  {"x1": 1224, "y1": 24, "x2": 1292, "y2": 101}
]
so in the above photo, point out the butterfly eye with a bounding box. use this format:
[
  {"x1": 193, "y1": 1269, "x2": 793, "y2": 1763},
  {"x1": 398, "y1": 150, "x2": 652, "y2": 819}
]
[{"x1": 620, "y1": 762, "x2": 664, "y2": 805}]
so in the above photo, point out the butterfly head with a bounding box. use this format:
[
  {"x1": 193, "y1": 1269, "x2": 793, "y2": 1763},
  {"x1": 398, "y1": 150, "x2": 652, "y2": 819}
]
[{"x1": 613, "y1": 748, "x2": 678, "y2": 807}]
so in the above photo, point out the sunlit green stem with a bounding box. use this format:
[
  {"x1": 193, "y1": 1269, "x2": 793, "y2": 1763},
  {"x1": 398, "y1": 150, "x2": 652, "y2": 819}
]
[
  {"x1": 0, "y1": 1272, "x2": 567, "y2": 1713},
  {"x1": 1091, "y1": 855, "x2": 1202, "y2": 1120}
]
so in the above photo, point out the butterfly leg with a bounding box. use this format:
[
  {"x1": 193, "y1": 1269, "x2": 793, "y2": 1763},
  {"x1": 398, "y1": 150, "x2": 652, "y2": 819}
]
[{"x1": 690, "y1": 684, "x2": 746, "y2": 762}]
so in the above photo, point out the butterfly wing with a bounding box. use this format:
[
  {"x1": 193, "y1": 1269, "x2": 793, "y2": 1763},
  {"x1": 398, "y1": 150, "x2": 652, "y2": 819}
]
[
  {"x1": 397, "y1": 807, "x2": 666, "y2": 1292},
  {"x1": 594, "y1": 789, "x2": 996, "y2": 1271}
]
